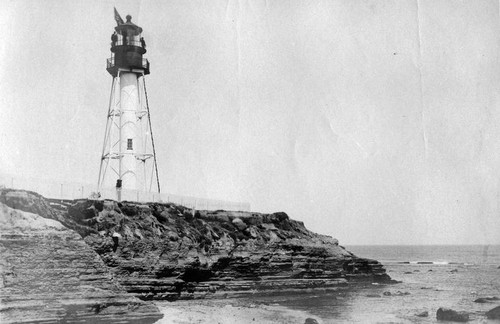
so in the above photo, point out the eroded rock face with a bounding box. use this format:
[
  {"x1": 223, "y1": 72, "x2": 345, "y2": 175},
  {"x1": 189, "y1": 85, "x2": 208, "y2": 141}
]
[
  {"x1": 1, "y1": 189, "x2": 393, "y2": 302},
  {"x1": 0, "y1": 200, "x2": 163, "y2": 323}
]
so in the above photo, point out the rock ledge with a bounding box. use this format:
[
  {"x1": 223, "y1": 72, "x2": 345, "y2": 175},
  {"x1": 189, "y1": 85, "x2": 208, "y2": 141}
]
[{"x1": 1, "y1": 189, "x2": 393, "y2": 305}]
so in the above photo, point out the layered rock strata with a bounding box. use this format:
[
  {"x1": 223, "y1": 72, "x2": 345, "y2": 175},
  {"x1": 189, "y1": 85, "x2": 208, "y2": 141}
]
[
  {"x1": 1, "y1": 189, "x2": 392, "y2": 304},
  {"x1": 0, "y1": 195, "x2": 162, "y2": 323}
]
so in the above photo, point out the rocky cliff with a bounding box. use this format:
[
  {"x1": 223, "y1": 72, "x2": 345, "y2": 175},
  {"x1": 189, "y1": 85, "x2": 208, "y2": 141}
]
[
  {"x1": 0, "y1": 189, "x2": 392, "y2": 306},
  {"x1": 0, "y1": 191, "x2": 163, "y2": 323}
]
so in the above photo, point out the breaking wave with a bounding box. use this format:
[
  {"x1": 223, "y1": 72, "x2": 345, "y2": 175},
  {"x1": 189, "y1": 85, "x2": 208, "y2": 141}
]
[{"x1": 392, "y1": 261, "x2": 474, "y2": 265}]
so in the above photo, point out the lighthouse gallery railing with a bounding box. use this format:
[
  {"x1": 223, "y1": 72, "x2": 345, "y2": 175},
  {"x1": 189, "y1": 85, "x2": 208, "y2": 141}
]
[{"x1": 107, "y1": 57, "x2": 150, "y2": 71}]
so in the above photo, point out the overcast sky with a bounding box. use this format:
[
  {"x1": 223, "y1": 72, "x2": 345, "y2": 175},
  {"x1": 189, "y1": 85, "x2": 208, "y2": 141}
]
[{"x1": 1, "y1": 0, "x2": 500, "y2": 245}]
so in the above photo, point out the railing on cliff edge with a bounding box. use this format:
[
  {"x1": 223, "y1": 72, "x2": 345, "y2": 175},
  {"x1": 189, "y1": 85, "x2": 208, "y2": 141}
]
[{"x1": 0, "y1": 174, "x2": 250, "y2": 212}]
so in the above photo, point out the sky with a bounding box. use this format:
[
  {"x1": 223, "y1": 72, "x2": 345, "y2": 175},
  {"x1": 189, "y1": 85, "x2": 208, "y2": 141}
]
[{"x1": 1, "y1": 0, "x2": 500, "y2": 245}]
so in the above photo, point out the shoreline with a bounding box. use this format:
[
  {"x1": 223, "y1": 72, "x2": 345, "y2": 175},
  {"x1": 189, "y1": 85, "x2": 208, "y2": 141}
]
[
  {"x1": 153, "y1": 259, "x2": 500, "y2": 323},
  {"x1": 154, "y1": 298, "x2": 322, "y2": 324}
]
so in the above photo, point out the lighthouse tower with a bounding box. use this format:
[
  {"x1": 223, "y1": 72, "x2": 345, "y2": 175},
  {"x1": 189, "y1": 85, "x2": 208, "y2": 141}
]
[{"x1": 98, "y1": 9, "x2": 160, "y2": 201}]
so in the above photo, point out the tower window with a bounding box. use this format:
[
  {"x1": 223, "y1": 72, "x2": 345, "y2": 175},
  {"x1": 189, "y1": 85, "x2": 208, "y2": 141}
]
[{"x1": 127, "y1": 139, "x2": 133, "y2": 150}]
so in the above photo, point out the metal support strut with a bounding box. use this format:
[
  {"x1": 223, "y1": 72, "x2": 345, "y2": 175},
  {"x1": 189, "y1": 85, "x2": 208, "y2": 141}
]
[{"x1": 142, "y1": 75, "x2": 161, "y2": 194}]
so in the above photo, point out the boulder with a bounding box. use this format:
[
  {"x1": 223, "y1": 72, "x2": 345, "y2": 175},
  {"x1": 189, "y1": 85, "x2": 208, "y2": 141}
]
[
  {"x1": 436, "y1": 308, "x2": 469, "y2": 322},
  {"x1": 260, "y1": 223, "x2": 277, "y2": 231},
  {"x1": 416, "y1": 311, "x2": 429, "y2": 317},
  {"x1": 270, "y1": 212, "x2": 289, "y2": 223},
  {"x1": 183, "y1": 210, "x2": 194, "y2": 221},
  {"x1": 167, "y1": 231, "x2": 179, "y2": 241},
  {"x1": 304, "y1": 318, "x2": 319, "y2": 324},
  {"x1": 486, "y1": 306, "x2": 500, "y2": 319},
  {"x1": 156, "y1": 210, "x2": 170, "y2": 223},
  {"x1": 243, "y1": 214, "x2": 264, "y2": 226},
  {"x1": 244, "y1": 226, "x2": 258, "y2": 238},
  {"x1": 232, "y1": 218, "x2": 247, "y2": 231}
]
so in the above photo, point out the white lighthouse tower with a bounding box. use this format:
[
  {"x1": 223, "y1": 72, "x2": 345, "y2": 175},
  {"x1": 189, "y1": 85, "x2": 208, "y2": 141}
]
[{"x1": 98, "y1": 9, "x2": 160, "y2": 201}]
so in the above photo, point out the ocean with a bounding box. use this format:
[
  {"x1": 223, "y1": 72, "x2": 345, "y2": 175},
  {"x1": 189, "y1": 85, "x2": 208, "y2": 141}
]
[
  {"x1": 156, "y1": 245, "x2": 500, "y2": 323},
  {"x1": 265, "y1": 245, "x2": 500, "y2": 323}
]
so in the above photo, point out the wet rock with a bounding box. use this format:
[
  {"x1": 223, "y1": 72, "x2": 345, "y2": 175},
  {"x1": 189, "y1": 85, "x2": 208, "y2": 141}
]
[
  {"x1": 473, "y1": 295, "x2": 499, "y2": 303},
  {"x1": 450, "y1": 269, "x2": 458, "y2": 273},
  {"x1": 366, "y1": 294, "x2": 381, "y2": 298},
  {"x1": 486, "y1": 306, "x2": 500, "y2": 319},
  {"x1": 416, "y1": 311, "x2": 429, "y2": 317},
  {"x1": 474, "y1": 298, "x2": 489, "y2": 303},
  {"x1": 383, "y1": 291, "x2": 392, "y2": 296},
  {"x1": 436, "y1": 308, "x2": 469, "y2": 322}
]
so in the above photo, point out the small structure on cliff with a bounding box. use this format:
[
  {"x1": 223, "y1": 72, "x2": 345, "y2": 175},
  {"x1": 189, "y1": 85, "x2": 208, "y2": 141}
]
[{"x1": 97, "y1": 8, "x2": 160, "y2": 202}]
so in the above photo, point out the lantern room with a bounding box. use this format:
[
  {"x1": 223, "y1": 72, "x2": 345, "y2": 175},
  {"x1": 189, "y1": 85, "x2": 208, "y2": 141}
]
[{"x1": 107, "y1": 15, "x2": 150, "y2": 77}]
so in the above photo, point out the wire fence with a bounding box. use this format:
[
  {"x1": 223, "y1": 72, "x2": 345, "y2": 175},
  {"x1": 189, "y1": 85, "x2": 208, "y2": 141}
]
[{"x1": 0, "y1": 173, "x2": 250, "y2": 212}]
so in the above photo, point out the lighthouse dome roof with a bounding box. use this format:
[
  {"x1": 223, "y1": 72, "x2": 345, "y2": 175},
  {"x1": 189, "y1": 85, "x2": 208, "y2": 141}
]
[{"x1": 115, "y1": 15, "x2": 143, "y2": 35}]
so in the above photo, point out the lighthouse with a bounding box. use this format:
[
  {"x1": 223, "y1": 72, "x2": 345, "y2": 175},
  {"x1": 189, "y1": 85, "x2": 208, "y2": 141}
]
[{"x1": 98, "y1": 9, "x2": 160, "y2": 201}]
